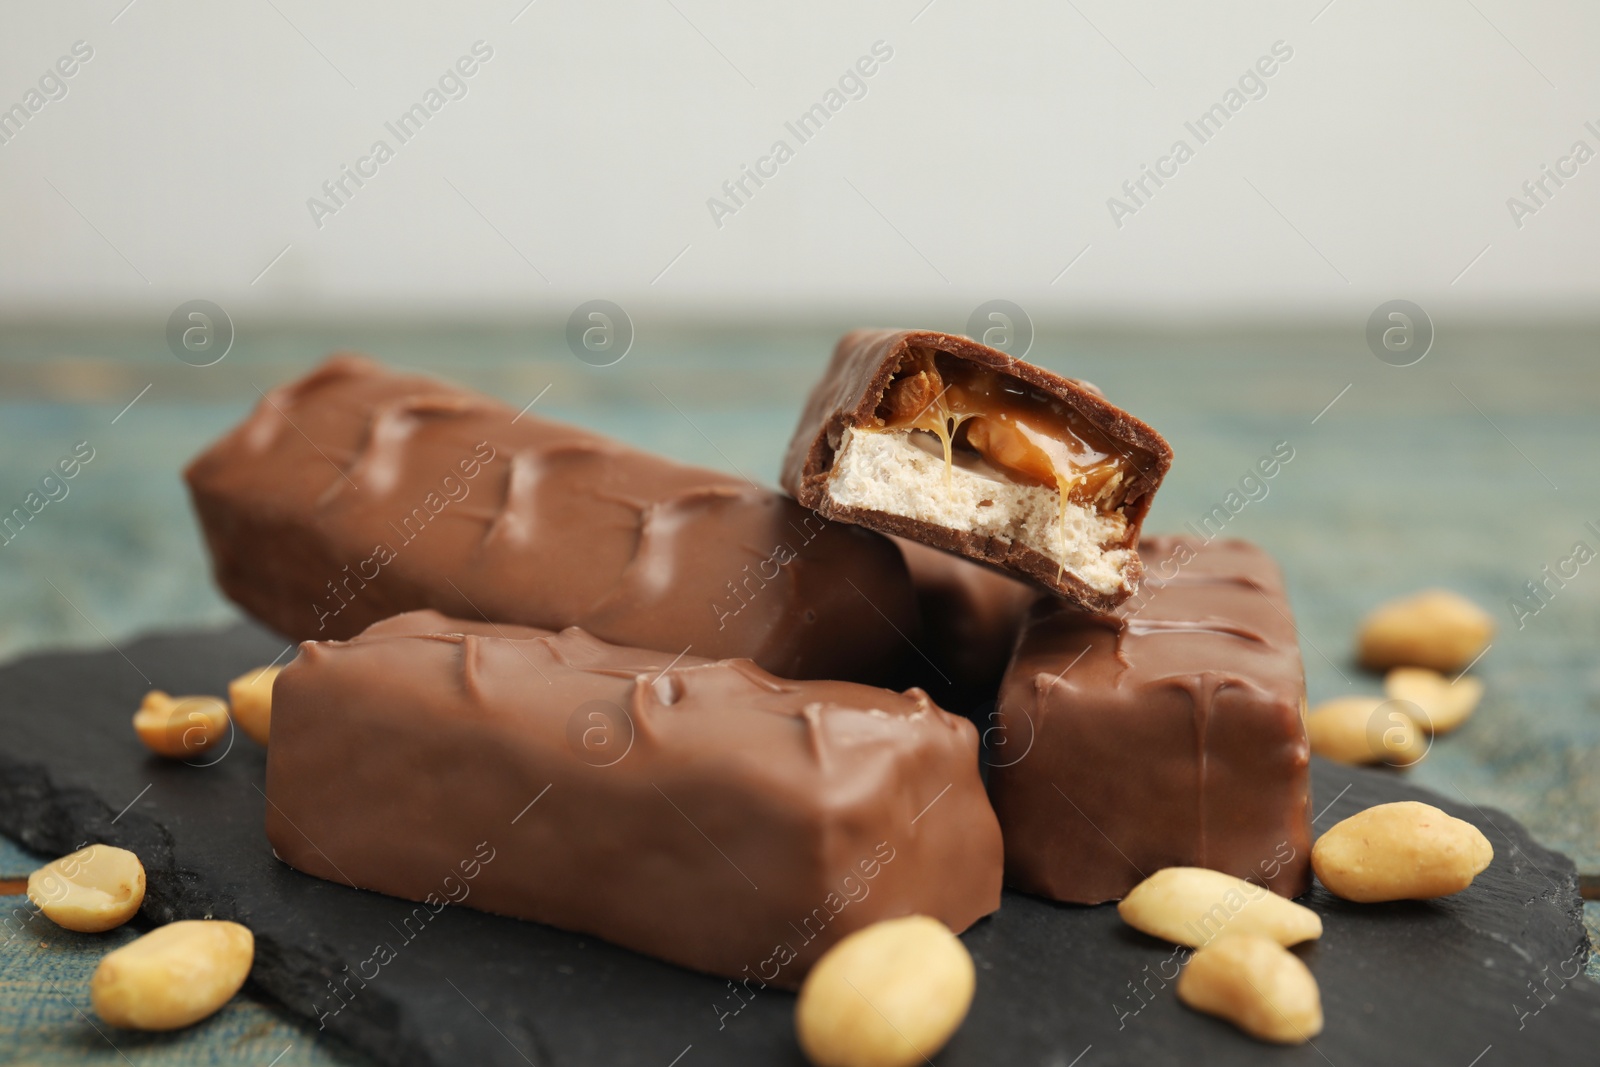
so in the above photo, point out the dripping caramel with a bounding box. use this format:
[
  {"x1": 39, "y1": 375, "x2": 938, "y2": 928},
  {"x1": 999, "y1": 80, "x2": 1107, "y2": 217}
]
[{"x1": 875, "y1": 349, "x2": 1132, "y2": 511}]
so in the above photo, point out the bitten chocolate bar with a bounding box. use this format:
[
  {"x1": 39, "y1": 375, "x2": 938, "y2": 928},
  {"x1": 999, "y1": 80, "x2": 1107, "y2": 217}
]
[
  {"x1": 265, "y1": 611, "x2": 1003, "y2": 986},
  {"x1": 782, "y1": 330, "x2": 1172, "y2": 612},
  {"x1": 185, "y1": 354, "x2": 918, "y2": 684},
  {"x1": 986, "y1": 537, "x2": 1312, "y2": 904}
]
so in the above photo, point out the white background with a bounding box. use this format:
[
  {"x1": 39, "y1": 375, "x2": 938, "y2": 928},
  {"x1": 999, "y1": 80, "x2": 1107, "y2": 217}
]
[{"x1": 0, "y1": 0, "x2": 1596, "y2": 321}]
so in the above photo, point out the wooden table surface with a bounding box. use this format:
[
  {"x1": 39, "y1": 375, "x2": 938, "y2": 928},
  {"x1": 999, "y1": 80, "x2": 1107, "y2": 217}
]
[{"x1": 1, "y1": 318, "x2": 1595, "y2": 1063}]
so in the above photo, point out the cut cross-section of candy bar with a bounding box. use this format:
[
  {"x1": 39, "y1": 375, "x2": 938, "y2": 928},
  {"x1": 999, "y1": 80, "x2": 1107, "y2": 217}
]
[
  {"x1": 985, "y1": 537, "x2": 1313, "y2": 904},
  {"x1": 782, "y1": 329, "x2": 1172, "y2": 612},
  {"x1": 265, "y1": 611, "x2": 1004, "y2": 986}
]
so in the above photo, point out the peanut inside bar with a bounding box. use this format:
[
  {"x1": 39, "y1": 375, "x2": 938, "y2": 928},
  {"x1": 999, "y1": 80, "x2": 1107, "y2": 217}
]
[{"x1": 876, "y1": 349, "x2": 1135, "y2": 508}]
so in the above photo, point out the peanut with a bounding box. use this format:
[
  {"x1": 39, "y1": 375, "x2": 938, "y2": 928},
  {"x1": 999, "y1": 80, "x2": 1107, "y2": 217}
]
[
  {"x1": 1357, "y1": 589, "x2": 1493, "y2": 673},
  {"x1": 227, "y1": 666, "x2": 281, "y2": 747},
  {"x1": 133, "y1": 691, "x2": 229, "y2": 759},
  {"x1": 1305, "y1": 696, "x2": 1427, "y2": 767},
  {"x1": 1384, "y1": 667, "x2": 1482, "y2": 735},
  {"x1": 27, "y1": 845, "x2": 145, "y2": 933},
  {"x1": 1117, "y1": 867, "x2": 1321, "y2": 949},
  {"x1": 795, "y1": 916, "x2": 974, "y2": 1067},
  {"x1": 1312, "y1": 801, "x2": 1493, "y2": 902},
  {"x1": 91, "y1": 920, "x2": 253, "y2": 1030},
  {"x1": 1177, "y1": 933, "x2": 1323, "y2": 1044}
]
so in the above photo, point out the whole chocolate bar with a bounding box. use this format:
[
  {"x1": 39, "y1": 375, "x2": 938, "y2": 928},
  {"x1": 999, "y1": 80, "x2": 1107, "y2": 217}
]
[
  {"x1": 782, "y1": 330, "x2": 1172, "y2": 612},
  {"x1": 186, "y1": 354, "x2": 918, "y2": 684},
  {"x1": 986, "y1": 536, "x2": 1312, "y2": 904},
  {"x1": 265, "y1": 611, "x2": 1004, "y2": 987}
]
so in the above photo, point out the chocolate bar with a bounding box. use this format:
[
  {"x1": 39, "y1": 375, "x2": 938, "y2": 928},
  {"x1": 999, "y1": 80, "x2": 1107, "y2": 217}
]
[
  {"x1": 265, "y1": 611, "x2": 1003, "y2": 986},
  {"x1": 186, "y1": 354, "x2": 919, "y2": 685},
  {"x1": 892, "y1": 536, "x2": 1037, "y2": 712},
  {"x1": 782, "y1": 330, "x2": 1172, "y2": 612},
  {"x1": 986, "y1": 536, "x2": 1312, "y2": 904}
]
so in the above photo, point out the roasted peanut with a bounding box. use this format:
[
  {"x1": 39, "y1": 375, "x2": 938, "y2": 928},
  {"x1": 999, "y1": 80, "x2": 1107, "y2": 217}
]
[
  {"x1": 1312, "y1": 801, "x2": 1493, "y2": 902},
  {"x1": 27, "y1": 845, "x2": 145, "y2": 933},
  {"x1": 1177, "y1": 933, "x2": 1323, "y2": 1044},
  {"x1": 91, "y1": 920, "x2": 253, "y2": 1030},
  {"x1": 795, "y1": 916, "x2": 974, "y2": 1067},
  {"x1": 1357, "y1": 589, "x2": 1493, "y2": 673},
  {"x1": 1384, "y1": 667, "x2": 1482, "y2": 735},
  {"x1": 133, "y1": 691, "x2": 229, "y2": 759},
  {"x1": 227, "y1": 666, "x2": 281, "y2": 747},
  {"x1": 1117, "y1": 867, "x2": 1321, "y2": 949},
  {"x1": 1305, "y1": 696, "x2": 1427, "y2": 767}
]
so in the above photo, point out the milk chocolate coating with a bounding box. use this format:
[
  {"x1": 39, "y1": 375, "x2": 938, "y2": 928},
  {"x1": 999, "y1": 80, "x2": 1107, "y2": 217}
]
[
  {"x1": 892, "y1": 536, "x2": 1037, "y2": 713},
  {"x1": 265, "y1": 611, "x2": 1003, "y2": 986},
  {"x1": 185, "y1": 354, "x2": 918, "y2": 685},
  {"x1": 355, "y1": 608, "x2": 548, "y2": 641},
  {"x1": 781, "y1": 329, "x2": 1172, "y2": 612},
  {"x1": 986, "y1": 536, "x2": 1312, "y2": 904}
]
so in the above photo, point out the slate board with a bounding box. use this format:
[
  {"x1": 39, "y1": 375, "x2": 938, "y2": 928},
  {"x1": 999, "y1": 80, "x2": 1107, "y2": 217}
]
[{"x1": 1, "y1": 622, "x2": 1597, "y2": 1067}]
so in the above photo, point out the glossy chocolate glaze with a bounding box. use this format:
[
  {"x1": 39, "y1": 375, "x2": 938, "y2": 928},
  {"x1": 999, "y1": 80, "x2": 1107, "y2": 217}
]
[
  {"x1": 986, "y1": 536, "x2": 1312, "y2": 904},
  {"x1": 355, "y1": 608, "x2": 549, "y2": 641},
  {"x1": 265, "y1": 611, "x2": 1003, "y2": 986},
  {"x1": 185, "y1": 354, "x2": 918, "y2": 684}
]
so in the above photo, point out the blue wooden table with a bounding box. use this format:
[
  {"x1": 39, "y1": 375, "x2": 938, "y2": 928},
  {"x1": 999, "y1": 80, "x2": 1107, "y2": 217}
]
[{"x1": 1, "y1": 318, "x2": 1596, "y2": 1062}]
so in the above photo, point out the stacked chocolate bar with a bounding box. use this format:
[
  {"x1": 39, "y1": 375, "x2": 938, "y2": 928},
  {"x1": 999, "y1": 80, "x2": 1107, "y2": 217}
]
[
  {"x1": 986, "y1": 536, "x2": 1312, "y2": 904},
  {"x1": 185, "y1": 327, "x2": 1312, "y2": 983}
]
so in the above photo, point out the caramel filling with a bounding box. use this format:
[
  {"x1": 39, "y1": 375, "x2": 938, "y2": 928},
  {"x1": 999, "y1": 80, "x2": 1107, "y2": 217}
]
[{"x1": 874, "y1": 350, "x2": 1135, "y2": 570}]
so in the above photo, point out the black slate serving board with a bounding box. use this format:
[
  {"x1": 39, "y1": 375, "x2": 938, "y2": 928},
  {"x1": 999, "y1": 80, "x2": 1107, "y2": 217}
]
[{"x1": 1, "y1": 621, "x2": 1597, "y2": 1067}]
